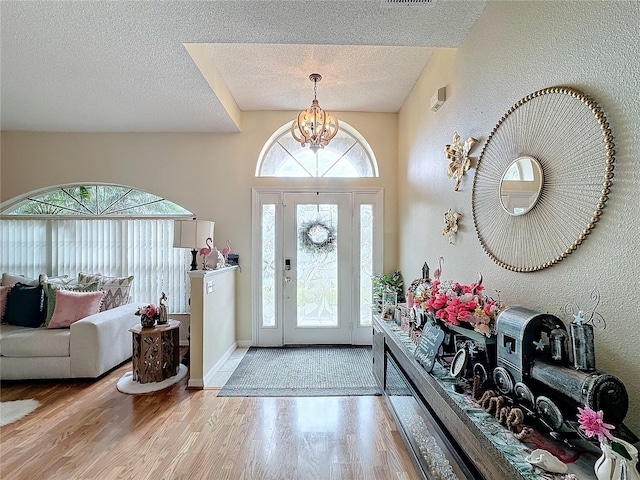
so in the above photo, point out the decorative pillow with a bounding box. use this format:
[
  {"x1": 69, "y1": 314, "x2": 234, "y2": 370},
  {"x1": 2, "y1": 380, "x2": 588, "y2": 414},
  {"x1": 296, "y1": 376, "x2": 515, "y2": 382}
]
[
  {"x1": 77, "y1": 272, "x2": 102, "y2": 283},
  {"x1": 78, "y1": 273, "x2": 134, "y2": 311},
  {"x1": 42, "y1": 281, "x2": 99, "y2": 326},
  {"x1": 47, "y1": 290, "x2": 106, "y2": 329},
  {"x1": 39, "y1": 274, "x2": 71, "y2": 285},
  {"x1": 0, "y1": 285, "x2": 11, "y2": 323},
  {"x1": 1, "y1": 273, "x2": 39, "y2": 287},
  {"x1": 5, "y1": 283, "x2": 44, "y2": 328}
]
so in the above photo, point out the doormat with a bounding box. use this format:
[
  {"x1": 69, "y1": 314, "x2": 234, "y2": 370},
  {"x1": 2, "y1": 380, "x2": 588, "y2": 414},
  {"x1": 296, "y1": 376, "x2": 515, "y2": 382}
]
[{"x1": 217, "y1": 346, "x2": 381, "y2": 397}]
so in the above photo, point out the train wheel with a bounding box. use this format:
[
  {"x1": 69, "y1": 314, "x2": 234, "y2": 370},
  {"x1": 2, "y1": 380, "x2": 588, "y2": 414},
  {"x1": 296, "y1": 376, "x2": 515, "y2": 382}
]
[
  {"x1": 514, "y1": 382, "x2": 535, "y2": 408},
  {"x1": 492, "y1": 367, "x2": 514, "y2": 395},
  {"x1": 536, "y1": 396, "x2": 564, "y2": 431},
  {"x1": 473, "y1": 363, "x2": 488, "y2": 386}
]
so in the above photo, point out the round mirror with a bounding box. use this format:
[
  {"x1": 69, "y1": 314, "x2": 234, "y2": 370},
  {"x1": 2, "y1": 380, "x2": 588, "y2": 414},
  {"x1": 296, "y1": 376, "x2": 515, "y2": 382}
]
[
  {"x1": 499, "y1": 156, "x2": 544, "y2": 216},
  {"x1": 472, "y1": 86, "x2": 615, "y2": 272}
]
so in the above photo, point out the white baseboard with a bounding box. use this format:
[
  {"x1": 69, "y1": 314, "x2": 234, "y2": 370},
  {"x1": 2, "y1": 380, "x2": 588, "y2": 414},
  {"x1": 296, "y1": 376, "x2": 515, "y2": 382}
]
[
  {"x1": 202, "y1": 342, "x2": 238, "y2": 387},
  {"x1": 236, "y1": 340, "x2": 253, "y2": 348}
]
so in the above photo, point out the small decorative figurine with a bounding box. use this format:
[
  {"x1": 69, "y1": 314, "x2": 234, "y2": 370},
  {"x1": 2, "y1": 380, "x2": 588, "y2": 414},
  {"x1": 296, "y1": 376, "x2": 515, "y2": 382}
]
[
  {"x1": 157, "y1": 292, "x2": 168, "y2": 325},
  {"x1": 222, "y1": 240, "x2": 231, "y2": 265},
  {"x1": 525, "y1": 449, "x2": 568, "y2": 474},
  {"x1": 421, "y1": 262, "x2": 430, "y2": 282},
  {"x1": 442, "y1": 209, "x2": 462, "y2": 244},
  {"x1": 214, "y1": 246, "x2": 225, "y2": 269},
  {"x1": 433, "y1": 256, "x2": 444, "y2": 281},
  {"x1": 445, "y1": 132, "x2": 478, "y2": 191},
  {"x1": 562, "y1": 289, "x2": 605, "y2": 371},
  {"x1": 199, "y1": 237, "x2": 213, "y2": 270}
]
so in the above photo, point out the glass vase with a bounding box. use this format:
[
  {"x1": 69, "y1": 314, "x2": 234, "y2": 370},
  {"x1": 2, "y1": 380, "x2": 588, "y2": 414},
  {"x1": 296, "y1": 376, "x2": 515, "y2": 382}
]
[{"x1": 595, "y1": 438, "x2": 640, "y2": 480}]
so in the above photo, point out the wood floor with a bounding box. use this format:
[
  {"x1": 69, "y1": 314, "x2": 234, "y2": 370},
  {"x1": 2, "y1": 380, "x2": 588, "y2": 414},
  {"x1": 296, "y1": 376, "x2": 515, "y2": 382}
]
[{"x1": 0, "y1": 355, "x2": 419, "y2": 480}]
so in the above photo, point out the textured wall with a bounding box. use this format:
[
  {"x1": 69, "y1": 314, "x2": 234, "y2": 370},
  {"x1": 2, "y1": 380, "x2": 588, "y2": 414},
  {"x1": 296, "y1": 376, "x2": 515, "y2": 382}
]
[{"x1": 398, "y1": 1, "x2": 640, "y2": 434}]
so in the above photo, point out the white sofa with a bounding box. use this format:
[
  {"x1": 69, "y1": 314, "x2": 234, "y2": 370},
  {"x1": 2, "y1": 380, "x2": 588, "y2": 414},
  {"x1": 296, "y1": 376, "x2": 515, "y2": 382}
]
[{"x1": 0, "y1": 303, "x2": 139, "y2": 380}]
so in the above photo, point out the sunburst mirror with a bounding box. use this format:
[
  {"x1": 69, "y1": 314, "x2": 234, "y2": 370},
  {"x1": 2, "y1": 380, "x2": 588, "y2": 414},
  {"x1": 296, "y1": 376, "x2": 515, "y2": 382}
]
[{"x1": 472, "y1": 86, "x2": 615, "y2": 272}]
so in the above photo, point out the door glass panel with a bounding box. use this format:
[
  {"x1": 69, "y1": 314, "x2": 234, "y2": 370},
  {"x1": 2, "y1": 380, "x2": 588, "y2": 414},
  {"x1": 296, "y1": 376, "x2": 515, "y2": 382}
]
[
  {"x1": 296, "y1": 204, "x2": 338, "y2": 328},
  {"x1": 360, "y1": 204, "x2": 373, "y2": 327},
  {"x1": 262, "y1": 204, "x2": 276, "y2": 327}
]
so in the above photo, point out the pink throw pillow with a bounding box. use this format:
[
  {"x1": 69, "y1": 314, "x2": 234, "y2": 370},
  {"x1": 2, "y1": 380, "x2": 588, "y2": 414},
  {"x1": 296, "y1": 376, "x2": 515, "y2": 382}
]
[
  {"x1": 47, "y1": 290, "x2": 106, "y2": 329},
  {"x1": 0, "y1": 285, "x2": 11, "y2": 323}
]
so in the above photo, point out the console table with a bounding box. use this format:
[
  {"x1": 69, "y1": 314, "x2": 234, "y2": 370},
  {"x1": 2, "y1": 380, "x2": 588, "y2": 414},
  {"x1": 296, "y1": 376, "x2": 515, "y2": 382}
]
[
  {"x1": 373, "y1": 315, "x2": 598, "y2": 480},
  {"x1": 130, "y1": 320, "x2": 180, "y2": 384}
]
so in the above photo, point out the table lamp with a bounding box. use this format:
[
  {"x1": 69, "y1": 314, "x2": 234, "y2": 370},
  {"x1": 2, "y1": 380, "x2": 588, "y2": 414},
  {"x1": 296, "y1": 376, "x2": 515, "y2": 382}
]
[{"x1": 173, "y1": 220, "x2": 215, "y2": 270}]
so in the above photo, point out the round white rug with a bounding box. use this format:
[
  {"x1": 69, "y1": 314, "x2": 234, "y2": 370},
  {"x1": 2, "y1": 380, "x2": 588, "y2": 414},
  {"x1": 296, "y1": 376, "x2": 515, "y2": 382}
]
[
  {"x1": 117, "y1": 364, "x2": 188, "y2": 394},
  {"x1": 1, "y1": 399, "x2": 41, "y2": 426}
]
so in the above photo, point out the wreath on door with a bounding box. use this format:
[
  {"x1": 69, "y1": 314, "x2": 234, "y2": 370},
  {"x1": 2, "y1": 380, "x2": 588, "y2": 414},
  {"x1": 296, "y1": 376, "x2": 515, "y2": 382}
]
[{"x1": 299, "y1": 220, "x2": 336, "y2": 254}]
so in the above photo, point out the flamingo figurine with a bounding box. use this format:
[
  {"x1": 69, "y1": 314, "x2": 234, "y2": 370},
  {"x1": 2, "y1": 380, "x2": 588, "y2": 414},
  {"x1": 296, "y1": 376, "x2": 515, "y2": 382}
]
[
  {"x1": 434, "y1": 256, "x2": 444, "y2": 281},
  {"x1": 222, "y1": 240, "x2": 231, "y2": 265},
  {"x1": 199, "y1": 237, "x2": 213, "y2": 269},
  {"x1": 471, "y1": 273, "x2": 484, "y2": 294}
]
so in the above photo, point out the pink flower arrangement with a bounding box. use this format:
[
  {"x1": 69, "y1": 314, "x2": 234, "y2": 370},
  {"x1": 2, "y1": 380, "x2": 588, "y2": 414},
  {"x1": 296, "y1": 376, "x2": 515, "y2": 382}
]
[
  {"x1": 407, "y1": 277, "x2": 503, "y2": 337},
  {"x1": 577, "y1": 405, "x2": 631, "y2": 460},
  {"x1": 135, "y1": 304, "x2": 160, "y2": 320}
]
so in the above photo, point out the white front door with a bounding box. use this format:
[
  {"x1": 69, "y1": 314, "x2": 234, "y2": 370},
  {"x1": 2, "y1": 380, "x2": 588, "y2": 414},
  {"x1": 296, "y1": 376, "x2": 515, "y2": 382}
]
[
  {"x1": 252, "y1": 188, "x2": 383, "y2": 347},
  {"x1": 283, "y1": 193, "x2": 351, "y2": 344}
]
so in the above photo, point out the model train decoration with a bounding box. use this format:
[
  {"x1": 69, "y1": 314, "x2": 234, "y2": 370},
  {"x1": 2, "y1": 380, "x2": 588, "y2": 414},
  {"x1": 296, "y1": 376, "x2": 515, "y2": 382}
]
[{"x1": 417, "y1": 305, "x2": 634, "y2": 441}]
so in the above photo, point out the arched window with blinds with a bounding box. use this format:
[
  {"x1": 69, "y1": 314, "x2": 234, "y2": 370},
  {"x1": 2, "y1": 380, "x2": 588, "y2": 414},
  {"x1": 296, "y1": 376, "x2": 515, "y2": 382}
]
[{"x1": 1, "y1": 184, "x2": 194, "y2": 313}]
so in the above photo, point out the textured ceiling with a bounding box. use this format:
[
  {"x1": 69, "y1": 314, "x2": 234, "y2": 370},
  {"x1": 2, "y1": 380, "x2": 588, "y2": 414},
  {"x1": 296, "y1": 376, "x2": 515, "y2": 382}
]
[{"x1": 0, "y1": 1, "x2": 487, "y2": 133}]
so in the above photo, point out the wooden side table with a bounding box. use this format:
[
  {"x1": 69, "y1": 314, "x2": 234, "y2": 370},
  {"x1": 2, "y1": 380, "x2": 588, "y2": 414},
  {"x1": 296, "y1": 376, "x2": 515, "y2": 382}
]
[{"x1": 129, "y1": 320, "x2": 180, "y2": 384}]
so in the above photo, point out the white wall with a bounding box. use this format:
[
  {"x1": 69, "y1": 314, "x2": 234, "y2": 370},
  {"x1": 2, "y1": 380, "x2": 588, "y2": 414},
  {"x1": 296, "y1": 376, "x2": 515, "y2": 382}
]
[
  {"x1": 0, "y1": 110, "x2": 398, "y2": 344},
  {"x1": 398, "y1": 1, "x2": 639, "y2": 433}
]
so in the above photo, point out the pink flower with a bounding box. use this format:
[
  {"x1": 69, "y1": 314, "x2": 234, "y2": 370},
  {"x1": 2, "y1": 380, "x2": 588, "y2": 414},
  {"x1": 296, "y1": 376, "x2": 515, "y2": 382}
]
[
  {"x1": 136, "y1": 303, "x2": 158, "y2": 318},
  {"x1": 433, "y1": 294, "x2": 448, "y2": 310},
  {"x1": 577, "y1": 406, "x2": 615, "y2": 444},
  {"x1": 483, "y1": 300, "x2": 496, "y2": 317}
]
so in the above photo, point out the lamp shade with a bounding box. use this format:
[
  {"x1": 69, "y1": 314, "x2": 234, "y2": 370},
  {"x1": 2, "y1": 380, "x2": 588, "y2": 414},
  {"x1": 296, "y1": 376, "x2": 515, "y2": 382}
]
[{"x1": 173, "y1": 220, "x2": 215, "y2": 250}]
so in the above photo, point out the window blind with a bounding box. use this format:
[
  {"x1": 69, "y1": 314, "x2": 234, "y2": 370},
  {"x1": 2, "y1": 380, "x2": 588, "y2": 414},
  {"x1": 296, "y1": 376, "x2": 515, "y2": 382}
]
[{"x1": 0, "y1": 219, "x2": 190, "y2": 313}]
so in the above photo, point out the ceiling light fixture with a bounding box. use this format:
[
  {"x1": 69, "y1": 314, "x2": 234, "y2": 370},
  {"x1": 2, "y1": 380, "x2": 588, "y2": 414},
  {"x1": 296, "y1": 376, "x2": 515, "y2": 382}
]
[{"x1": 291, "y1": 73, "x2": 339, "y2": 151}]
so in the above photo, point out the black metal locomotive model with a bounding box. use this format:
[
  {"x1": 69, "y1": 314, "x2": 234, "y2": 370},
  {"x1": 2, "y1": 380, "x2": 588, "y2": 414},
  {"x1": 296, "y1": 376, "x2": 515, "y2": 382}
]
[{"x1": 456, "y1": 306, "x2": 633, "y2": 439}]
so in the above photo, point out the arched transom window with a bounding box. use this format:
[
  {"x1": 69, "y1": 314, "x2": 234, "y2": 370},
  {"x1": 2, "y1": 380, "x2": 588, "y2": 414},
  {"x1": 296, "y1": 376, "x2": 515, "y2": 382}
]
[
  {"x1": 256, "y1": 121, "x2": 379, "y2": 178},
  {"x1": 1, "y1": 184, "x2": 191, "y2": 217}
]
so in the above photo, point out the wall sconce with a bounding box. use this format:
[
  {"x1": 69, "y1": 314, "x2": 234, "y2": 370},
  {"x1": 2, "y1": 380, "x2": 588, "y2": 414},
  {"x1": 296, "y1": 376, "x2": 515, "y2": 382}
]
[
  {"x1": 445, "y1": 132, "x2": 478, "y2": 191},
  {"x1": 173, "y1": 219, "x2": 215, "y2": 270},
  {"x1": 442, "y1": 209, "x2": 462, "y2": 244}
]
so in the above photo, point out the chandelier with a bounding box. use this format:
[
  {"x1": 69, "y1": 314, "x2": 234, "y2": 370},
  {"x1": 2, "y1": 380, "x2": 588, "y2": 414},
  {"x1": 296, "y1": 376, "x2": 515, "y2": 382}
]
[{"x1": 291, "y1": 73, "x2": 339, "y2": 150}]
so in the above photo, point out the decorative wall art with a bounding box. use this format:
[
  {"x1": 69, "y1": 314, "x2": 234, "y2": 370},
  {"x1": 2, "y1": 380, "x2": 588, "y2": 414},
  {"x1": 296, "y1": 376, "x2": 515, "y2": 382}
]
[
  {"x1": 442, "y1": 208, "x2": 462, "y2": 244},
  {"x1": 445, "y1": 132, "x2": 478, "y2": 191},
  {"x1": 472, "y1": 86, "x2": 615, "y2": 272}
]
